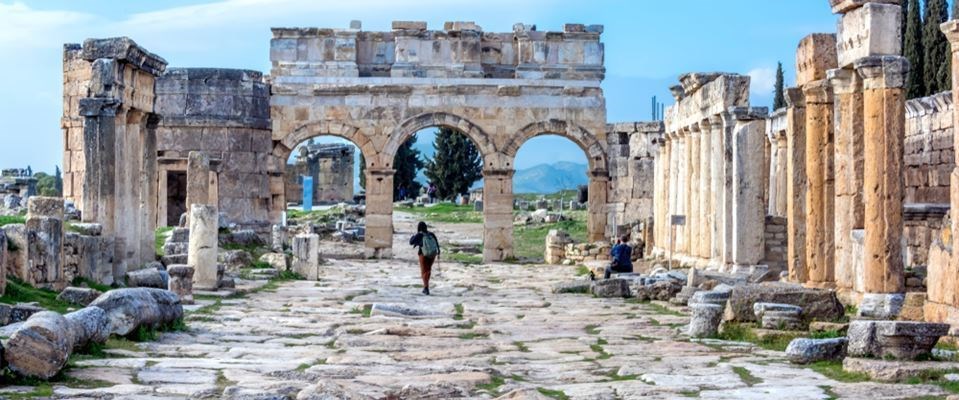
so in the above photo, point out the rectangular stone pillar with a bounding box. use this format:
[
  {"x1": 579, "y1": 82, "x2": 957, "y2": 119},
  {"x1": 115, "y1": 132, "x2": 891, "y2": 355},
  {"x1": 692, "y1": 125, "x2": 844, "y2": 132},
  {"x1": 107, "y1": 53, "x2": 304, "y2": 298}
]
[
  {"x1": 785, "y1": 88, "x2": 808, "y2": 283},
  {"x1": 766, "y1": 132, "x2": 780, "y2": 217},
  {"x1": 856, "y1": 56, "x2": 908, "y2": 295},
  {"x1": 186, "y1": 151, "x2": 212, "y2": 209},
  {"x1": 803, "y1": 80, "x2": 836, "y2": 288},
  {"x1": 483, "y1": 169, "x2": 515, "y2": 262},
  {"x1": 292, "y1": 233, "x2": 320, "y2": 280},
  {"x1": 188, "y1": 204, "x2": 218, "y2": 290},
  {"x1": 699, "y1": 120, "x2": 713, "y2": 261},
  {"x1": 587, "y1": 172, "x2": 608, "y2": 243},
  {"x1": 25, "y1": 197, "x2": 65, "y2": 289},
  {"x1": 688, "y1": 126, "x2": 701, "y2": 259},
  {"x1": 729, "y1": 108, "x2": 769, "y2": 268},
  {"x1": 365, "y1": 169, "x2": 394, "y2": 259},
  {"x1": 719, "y1": 113, "x2": 736, "y2": 269},
  {"x1": 773, "y1": 135, "x2": 788, "y2": 217},
  {"x1": 828, "y1": 67, "x2": 866, "y2": 298}
]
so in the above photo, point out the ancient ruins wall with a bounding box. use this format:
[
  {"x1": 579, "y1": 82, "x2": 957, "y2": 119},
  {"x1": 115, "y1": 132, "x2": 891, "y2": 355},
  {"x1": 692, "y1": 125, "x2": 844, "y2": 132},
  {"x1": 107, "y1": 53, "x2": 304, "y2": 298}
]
[
  {"x1": 605, "y1": 122, "x2": 663, "y2": 244},
  {"x1": 270, "y1": 21, "x2": 609, "y2": 260},
  {"x1": 285, "y1": 143, "x2": 355, "y2": 204},
  {"x1": 154, "y1": 68, "x2": 273, "y2": 228}
]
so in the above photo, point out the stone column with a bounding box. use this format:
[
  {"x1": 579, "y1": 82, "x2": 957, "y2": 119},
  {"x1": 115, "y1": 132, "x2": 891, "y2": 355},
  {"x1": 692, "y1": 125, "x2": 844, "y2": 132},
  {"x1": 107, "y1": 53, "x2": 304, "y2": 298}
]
[
  {"x1": 587, "y1": 170, "x2": 609, "y2": 243},
  {"x1": 139, "y1": 114, "x2": 160, "y2": 264},
  {"x1": 688, "y1": 125, "x2": 701, "y2": 259},
  {"x1": 943, "y1": 21, "x2": 959, "y2": 321},
  {"x1": 719, "y1": 112, "x2": 736, "y2": 269},
  {"x1": 709, "y1": 115, "x2": 724, "y2": 265},
  {"x1": 803, "y1": 80, "x2": 836, "y2": 288},
  {"x1": 667, "y1": 132, "x2": 680, "y2": 255},
  {"x1": 26, "y1": 197, "x2": 65, "y2": 289},
  {"x1": 365, "y1": 168, "x2": 394, "y2": 259},
  {"x1": 729, "y1": 108, "x2": 769, "y2": 268},
  {"x1": 856, "y1": 56, "x2": 908, "y2": 295},
  {"x1": 828, "y1": 67, "x2": 865, "y2": 297},
  {"x1": 186, "y1": 151, "x2": 211, "y2": 210},
  {"x1": 292, "y1": 233, "x2": 320, "y2": 280},
  {"x1": 677, "y1": 128, "x2": 689, "y2": 254},
  {"x1": 188, "y1": 204, "x2": 218, "y2": 291},
  {"x1": 699, "y1": 119, "x2": 713, "y2": 261},
  {"x1": 654, "y1": 137, "x2": 671, "y2": 254},
  {"x1": 78, "y1": 100, "x2": 119, "y2": 234},
  {"x1": 785, "y1": 88, "x2": 808, "y2": 283},
  {"x1": 774, "y1": 134, "x2": 788, "y2": 217},
  {"x1": 483, "y1": 169, "x2": 515, "y2": 262}
]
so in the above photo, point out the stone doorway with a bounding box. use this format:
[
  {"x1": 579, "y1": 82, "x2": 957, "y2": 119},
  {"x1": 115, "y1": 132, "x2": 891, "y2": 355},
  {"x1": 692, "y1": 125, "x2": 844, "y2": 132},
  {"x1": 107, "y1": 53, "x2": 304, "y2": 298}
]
[{"x1": 165, "y1": 171, "x2": 187, "y2": 227}]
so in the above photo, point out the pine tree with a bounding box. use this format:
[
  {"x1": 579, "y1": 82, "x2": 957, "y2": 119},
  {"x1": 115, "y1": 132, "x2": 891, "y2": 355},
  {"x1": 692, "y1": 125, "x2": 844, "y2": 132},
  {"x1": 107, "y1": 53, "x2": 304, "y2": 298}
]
[
  {"x1": 923, "y1": 0, "x2": 951, "y2": 94},
  {"x1": 424, "y1": 127, "x2": 483, "y2": 200},
  {"x1": 906, "y1": 0, "x2": 926, "y2": 98},
  {"x1": 358, "y1": 153, "x2": 366, "y2": 191},
  {"x1": 393, "y1": 134, "x2": 424, "y2": 200},
  {"x1": 773, "y1": 62, "x2": 786, "y2": 110}
]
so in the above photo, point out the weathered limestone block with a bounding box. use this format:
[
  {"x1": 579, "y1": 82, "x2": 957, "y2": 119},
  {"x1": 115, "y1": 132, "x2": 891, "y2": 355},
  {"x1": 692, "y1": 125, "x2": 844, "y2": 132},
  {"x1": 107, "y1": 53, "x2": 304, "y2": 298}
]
[
  {"x1": 836, "y1": 3, "x2": 902, "y2": 68},
  {"x1": 761, "y1": 310, "x2": 806, "y2": 331},
  {"x1": 88, "y1": 287, "x2": 184, "y2": 336},
  {"x1": 633, "y1": 280, "x2": 682, "y2": 302},
  {"x1": 0, "y1": 229, "x2": 6, "y2": 296},
  {"x1": 271, "y1": 224, "x2": 286, "y2": 252},
  {"x1": 369, "y1": 303, "x2": 447, "y2": 318},
  {"x1": 186, "y1": 151, "x2": 211, "y2": 212},
  {"x1": 796, "y1": 34, "x2": 838, "y2": 86},
  {"x1": 292, "y1": 234, "x2": 320, "y2": 280},
  {"x1": 5, "y1": 311, "x2": 73, "y2": 379},
  {"x1": 858, "y1": 292, "x2": 905, "y2": 319},
  {"x1": 753, "y1": 302, "x2": 803, "y2": 320},
  {"x1": 126, "y1": 268, "x2": 169, "y2": 289},
  {"x1": 722, "y1": 283, "x2": 845, "y2": 323},
  {"x1": 188, "y1": 204, "x2": 218, "y2": 290},
  {"x1": 785, "y1": 88, "x2": 808, "y2": 283},
  {"x1": 589, "y1": 279, "x2": 631, "y2": 298},
  {"x1": 26, "y1": 196, "x2": 65, "y2": 289},
  {"x1": 259, "y1": 252, "x2": 287, "y2": 271},
  {"x1": 167, "y1": 265, "x2": 194, "y2": 304},
  {"x1": 786, "y1": 337, "x2": 847, "y2": 364},
  {"x1": 847, "y1": 320, "x2": 949, "y2": 360},
  {"x1": 688, "y1": 303, "x2": 723, "y2": 338},
  {"x1": 803, "y1": 80, "x2": 836, "y2": 288},
  {"x1": 688, "y1": 290, "x2": 730, "y2": 307},
  {"x1": 64, "y1": 306, "x2": 111, "y2": 349},
  {"x1": 56, "y1": 287, "x2": 102, "y2": 307},
  {"x1": 729, "y1": 107, "x2": 768, "y2": 267},
  {"x1": 10, "y1": 304, "x2": 43, "y2": 323},
  {"x1": 219, "y1": 249, "x2": 253, "y2": 273}
]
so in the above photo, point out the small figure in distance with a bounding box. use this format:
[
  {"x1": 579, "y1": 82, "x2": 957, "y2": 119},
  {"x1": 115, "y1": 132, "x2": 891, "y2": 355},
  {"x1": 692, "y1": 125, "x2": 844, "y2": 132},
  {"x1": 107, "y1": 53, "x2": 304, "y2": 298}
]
[
  {"x1": 604, "y1": 234, "x2": 634, "y2": 279},
  {"x1": 410, "y1": 221, "x2": 440, "y2": 295}
]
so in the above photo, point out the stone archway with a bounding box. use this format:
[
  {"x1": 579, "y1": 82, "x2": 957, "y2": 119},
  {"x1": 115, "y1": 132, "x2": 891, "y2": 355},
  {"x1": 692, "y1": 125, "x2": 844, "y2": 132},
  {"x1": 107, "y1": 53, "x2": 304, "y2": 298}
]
[
  {"x1": 503, "y1": 119, "x2": 609, "y2": 242},
  {"x1": 383, "y1": 112, "x2": 496, "y2": 164}
]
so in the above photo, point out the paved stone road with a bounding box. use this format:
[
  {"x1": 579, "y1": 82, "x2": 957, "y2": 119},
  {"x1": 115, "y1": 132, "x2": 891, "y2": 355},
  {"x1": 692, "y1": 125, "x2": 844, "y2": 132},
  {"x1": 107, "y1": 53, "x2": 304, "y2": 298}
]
[{"x1": 19, "y1": 215, "x2": 953, "y2": 399}]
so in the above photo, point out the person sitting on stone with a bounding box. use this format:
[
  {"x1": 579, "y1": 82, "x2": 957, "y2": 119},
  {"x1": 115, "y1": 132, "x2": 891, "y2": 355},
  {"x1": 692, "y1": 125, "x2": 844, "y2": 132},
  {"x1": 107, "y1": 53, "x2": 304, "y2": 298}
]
[
  {"x1": 409, "y1": 221, "x2": 440, "y2": 295},
  {"x1": 604, "y1": 234, "x2": 633, "y2": 279}
]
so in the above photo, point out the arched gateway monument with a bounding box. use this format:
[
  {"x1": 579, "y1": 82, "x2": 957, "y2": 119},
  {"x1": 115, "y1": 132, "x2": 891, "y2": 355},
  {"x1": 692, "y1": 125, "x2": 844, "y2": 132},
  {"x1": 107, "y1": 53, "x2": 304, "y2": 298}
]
[{"x1": 63, "y1": 21, "x2": 615, "y2": 264}]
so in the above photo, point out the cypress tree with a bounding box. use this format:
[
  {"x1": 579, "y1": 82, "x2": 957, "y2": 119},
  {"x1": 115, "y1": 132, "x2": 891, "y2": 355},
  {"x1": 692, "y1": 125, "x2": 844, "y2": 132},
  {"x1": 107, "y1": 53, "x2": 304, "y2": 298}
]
[
  {"x1": 905, "y1": 0, "x2": 925, "y2": 98},
  {"x1": 773, "y1": 62, "x2": 786, "y2": 110},
  {"x1": 358, "y1": 153, "x2": 366, "y2": 191},
  {"x1": 392, "y1": 134, "x2": 425, "y2": 200},
  {"x1": 902, "y1": 0, "x2": 910, "y2": 51},
  {"x1": 424, "y1": 127, "x2": 483, "y2": 200},
  {"x1": 923, "y1": 0, "x2": 951, "y2": 94}
]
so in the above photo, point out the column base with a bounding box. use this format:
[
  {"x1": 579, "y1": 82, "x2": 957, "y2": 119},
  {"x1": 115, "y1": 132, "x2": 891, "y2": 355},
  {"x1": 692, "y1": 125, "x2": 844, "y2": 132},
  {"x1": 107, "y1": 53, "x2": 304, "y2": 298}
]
[{"x1": 858, "y1": 292, "x2": 905, "y2": 320}]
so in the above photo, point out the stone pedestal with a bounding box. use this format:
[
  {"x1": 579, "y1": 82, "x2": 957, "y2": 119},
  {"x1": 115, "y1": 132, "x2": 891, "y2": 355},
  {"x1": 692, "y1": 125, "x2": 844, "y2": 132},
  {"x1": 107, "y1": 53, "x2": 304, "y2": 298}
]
[
  {"x1": 828, "y1": 68, "x2": 865, "y2": 296},
  {"x1": 167, "y1": 265, "x2": 194, "y2": 304},
  {"x1": 292, "y1": 234, "x2": 320, "y2": 280},
  {"x1": 188, "y1": 204, "x2": 219, "y2": 290},
  {"x1": 271, "y1": 224, "x2": 286, "y2": 252},
  {"x1": 483, "y1": 169, "x2": 515, "y2": 262},
  {"x1": 785, "y1": 88, "x2": 808, "y2": 283},
  {"x1": 364, "y1": 169, "x2": 394, "y2": 259},
  {"x1": 25, "y1": 197, "x2": 65, "y2": 289},
  {"x1": 856, "y1": 56, "x2": 908, "y2": 295},
  {"x1": 803, "y1": 80, "x2": 836, "y2": 288},
  {"x1": 729, "y1": 108, "x2": 768, "y2": 268}
]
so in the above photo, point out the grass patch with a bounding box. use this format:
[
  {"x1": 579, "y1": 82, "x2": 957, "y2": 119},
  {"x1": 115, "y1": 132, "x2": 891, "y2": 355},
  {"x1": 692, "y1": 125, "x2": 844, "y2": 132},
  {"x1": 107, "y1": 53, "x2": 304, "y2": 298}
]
[
  {"x1": 0, "y1": 215, "x2": 26, "y2": 227},
  {"x1": 350, "y1": 304, "x2": 373, "y2": 318},
  {"x1": 601, "y1": 369, "x2": 638, "y2": 381},
  {"x1": 0, "y1": 276, "x2": 75, "y2": 313},
  {"x1": 155, "y1": 226, "x2": 173, "y2": 257},
  {"x1": 584, "y1": 324, "x2": 600, "y2": 335},
  {"x1": 458, "y1": 332, "x2": 489, "y2": 340},
  {"x1": 536, "y1": 388, "x2": 570, "y2": 400},
  {"x1": 447, "y1": 252, "x2": 483, "y2": 265},
  {"x1": 574, "y1": 265, "x2": 590, "y2": 276},
  {"x1": 71, "y1": 276, "x2": 113, "y2": 293},
  {"x1": 643, "y1": 302, "x2": 684, "y2": 317},
  {"x1": 714, "y1": 322, "x2": 798, "y2": 352},
  {"x1": 732, "y1": 366, "x2": 762, "y2": 386},
  {"x1": 396, "y1": 203, "x2": 482, "y2": 224},
  {"x1": 454, "y1": 303, "x2": 464, "y2": 320},
  {"x1": 512, "y1": 212, "x2": 587, "y2": 261},
  {"x1": 808, "y1": 360, "x2": 870, "y2": 383},
  {"x1": 590, "y1": 339, "x2": 612, "y2": 360},
  {"x1": 475, "y1": 375, "x2": 506, "y2": 393},
  {"x1": 515, "y1": 190, "x2": 578, "y2": 202},
  {"x1": 514, "y1": 341, "x2": 531, "y2": 352}
]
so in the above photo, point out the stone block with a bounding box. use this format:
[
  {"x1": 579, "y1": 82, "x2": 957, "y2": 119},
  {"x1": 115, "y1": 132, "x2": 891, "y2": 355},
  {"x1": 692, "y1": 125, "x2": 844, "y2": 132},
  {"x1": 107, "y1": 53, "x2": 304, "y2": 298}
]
[
  {"x1": 392, "y1": 21, "x2": 427, "y2": 30},
  {"x1": 56, "y1": 287, "x2": 102, "y2": 307},
  {"x1": 753, "y1": 302, "x2": 803, "y2": 320},
  {"x1": 796, "y1": 33, "x2": 838, "y2": 86},
  {"x1": 167, "y1": 265, "x2": 194, "y2": 304},
  {"x1": 188, "y1": 204, "x2": 218, "y2": 290},
  {"x1": 688, "y1": 303, "x2": 723, "y2": 338},
  {"x1": 589, "y1": 279, "x2": 631, "y2": 298},
  {"x1": 786, "y1": 337, "x2": 847, "y2": 364},
  {"x1": 858, "y1": 292, "x2": 905, "y2": 319},
  {"x1": 292, "y1": 234, "x2": 320, "y2": 281},
  {"x1": 723, "y1": 283, "x2": 845, "y2": 323},
  {"x1": 848, "y1": 320, "x2": 950, "y2": 360},
  {"x1": 837, "y1": 3, "x2": 902, "y2": 68}
]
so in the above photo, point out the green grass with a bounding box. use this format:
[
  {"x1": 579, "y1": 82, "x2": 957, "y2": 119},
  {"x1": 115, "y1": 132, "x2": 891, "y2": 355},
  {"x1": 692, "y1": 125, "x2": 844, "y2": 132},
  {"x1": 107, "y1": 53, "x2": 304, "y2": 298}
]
[
  {"x1": 574, "y1": 265, "x2": 590, "y2": 276},
  {"x1": 512, "y1": 212, "x2": 587, "y2": 261},
  {"x1": 71, "y1": 277, "x2": 112, "y2": 293},
  {"x1": 536, "y1": 388, "x2": 570, "y2": 400},
  {"x1": 808, "y1": 360, "x2": 870, "y2": 382},
  {"x1": 515, "y1": 190, "x2": 578, "y2": 202},
  {"x1": 350, "y1": 304, "x2": 373, "y2": 318},
  {"x1": 155, "y1": 226, "x2": 173, "y2": 257},
  {"x1": 0, "y1": 215, "x2": 25, "y2": 227},
  {"x1": 454, "y1": 303, "x2": 464, "y2": 320},
  {"x1": 514, "y1": 341, "x2": 531, "y2": 352},
  {"x1": 643, "y1": 302, "x2": 684, "y2": 317},
  {"x1": 475, "y1": 375, "x2": 506, "y2": 393},
  {"x1": 590, "y1": 338, "x2": 612, "y2": 360},
  {"x1": 732, "y1": 366, "x2": 763, "y2": 386},
  {"x1": 395, "y1": 203, "x2": 482, "y2": 224},
  {"x1": 0, "y1": 277, "x2": 75, "y2": 313},
  {"x1": 458, "y1": 332, "x2": 489, "y2": 340},
  {"x1": 447, "y1": 252, "x2": 483, "y2": 265},
  {"x1": 714, "y1": 323, "x2": 801, "y2": 352}
]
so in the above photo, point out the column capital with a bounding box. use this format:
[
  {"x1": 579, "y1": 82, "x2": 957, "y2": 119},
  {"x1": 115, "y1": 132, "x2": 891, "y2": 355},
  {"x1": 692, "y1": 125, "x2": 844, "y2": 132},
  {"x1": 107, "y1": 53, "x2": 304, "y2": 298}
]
[
  {"x1": 855, "y1": 55, "x2": 909, "y2": 90},
  {"x1": 669, "y1": 84, "x2": 685, "y2": 101},
  {"x1": 801, "y1": 80, "x2": 834, "y2": 104},
  {"x1": 827, "y1": 68, "x2": 861, "y2": 95},
  {"x1": 78, "y1": 98, "x2": 121, "y2": 117},
  {"x1": 689, "y1": 122, "x2": 702, "y2": 135},
  {"x1": 784, "y1": 87, "x2": 806, "y2": 108},
  {"x1": 942, "y1": 20, "x2": 959, "y2": 47},
  {"x1": 829, "y1": 0, "x2": 899, "y2": 15},
  {"x1": 708, "y1": 114, "x2": 723, "y2": 126}
]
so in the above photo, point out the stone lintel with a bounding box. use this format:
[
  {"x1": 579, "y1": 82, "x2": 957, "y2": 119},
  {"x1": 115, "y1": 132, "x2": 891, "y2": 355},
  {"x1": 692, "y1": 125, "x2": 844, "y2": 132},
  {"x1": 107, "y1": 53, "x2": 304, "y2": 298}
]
[
  {"x1": 728, "y1": 106, "x2": 769, "y2": 121},
  {"x1": 784, "y1": 87, "x2": 806, "y2": 108},
  {"x1": 827, "y1": 68, "x2": 861, "y2": 94},
  {"x1": 942, "y1": 20, "x2": 959, "y2": 46},
  {"x1": 81, "y1": 37, "x2": 167, "y2": 76},
  {"x1": 796, "y1": 33, "x2": 838, "y2": 86},
  {"x1": 855, "y1": 56, "x2": 909, "y2": 90},
  {"x1": 78, "y1": 98, "x2": 121, "y2": 117},
  {"x1": 801, "y1": 80, "x2": 834, "y2": 104},
  {"x1": 830, "y1": 0, "x2": 899, "y2": 14},
  {"x1": 589, "y1": 169, "x2": 610, "y2": 179}
]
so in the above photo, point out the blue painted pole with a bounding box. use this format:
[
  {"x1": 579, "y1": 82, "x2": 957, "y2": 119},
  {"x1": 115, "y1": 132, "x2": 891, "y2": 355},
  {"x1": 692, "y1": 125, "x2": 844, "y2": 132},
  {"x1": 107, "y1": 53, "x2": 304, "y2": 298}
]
[{"x1": 302, "y1": 175, "x2": 313, "y2": 212}]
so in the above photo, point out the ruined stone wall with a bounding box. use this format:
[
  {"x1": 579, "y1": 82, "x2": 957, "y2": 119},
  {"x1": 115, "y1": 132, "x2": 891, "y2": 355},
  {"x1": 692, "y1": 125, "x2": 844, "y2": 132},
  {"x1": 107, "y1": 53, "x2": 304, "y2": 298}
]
[
  {"x1": 605, "y1": 122, "x2": 663, "y2": 243},
  {"x1": 155, "y1": 68, "x2": 273, "y2": 228},
  {"x1": 285, "y1": 143, "x2": 355, "y2": 204}
]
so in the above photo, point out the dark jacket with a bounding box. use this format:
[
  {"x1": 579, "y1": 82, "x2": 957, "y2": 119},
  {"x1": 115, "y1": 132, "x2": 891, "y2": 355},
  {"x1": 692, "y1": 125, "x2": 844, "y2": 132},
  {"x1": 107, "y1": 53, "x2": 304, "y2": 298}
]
[
  {"x1": 410, "y1": 232, "x2": 440, "y2": 256},
  {"x1": 610, "y1": 243, "x2": 633, "y2": 269}
]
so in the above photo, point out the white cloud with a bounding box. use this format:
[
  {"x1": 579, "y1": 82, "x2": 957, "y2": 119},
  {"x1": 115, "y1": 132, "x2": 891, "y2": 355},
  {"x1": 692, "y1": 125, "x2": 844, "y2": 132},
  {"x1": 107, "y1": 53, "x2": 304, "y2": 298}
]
[
  {"x1": 0, "y1": 2, "x2": 99, "y2": 48},
  {"x1": 747, "y1": 67, "x2": 777, "y2": 98}
]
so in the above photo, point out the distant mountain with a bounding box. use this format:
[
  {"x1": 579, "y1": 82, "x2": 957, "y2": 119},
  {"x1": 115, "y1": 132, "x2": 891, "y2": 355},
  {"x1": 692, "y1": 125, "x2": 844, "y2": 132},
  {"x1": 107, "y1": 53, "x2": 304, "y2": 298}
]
[{"x1": 513, "y1": 161, "x2": 588, "y2": 194}]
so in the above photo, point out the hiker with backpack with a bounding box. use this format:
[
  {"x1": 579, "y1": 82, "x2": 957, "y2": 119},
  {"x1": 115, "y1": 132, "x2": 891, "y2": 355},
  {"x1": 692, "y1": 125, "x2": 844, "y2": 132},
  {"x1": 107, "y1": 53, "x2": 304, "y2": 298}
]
[{"x1": 410, "y1": 221, "x2": 440, "y2": 295}]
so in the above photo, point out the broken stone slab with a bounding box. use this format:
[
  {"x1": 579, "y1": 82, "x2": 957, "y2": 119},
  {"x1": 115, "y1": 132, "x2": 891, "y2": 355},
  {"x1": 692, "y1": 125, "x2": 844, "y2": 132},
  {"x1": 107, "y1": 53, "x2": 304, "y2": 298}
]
[
  {"x1": 56, "y1": 287, "x2": 102, "y2": 307},
  {"x1": 125, "y1": 268, "x2": 169, "y2": 289},
  {"x1": 688, "y1": 290, "x2": 730, "y2": 306},
  {"x1": 857, "y1": 293, "x2": 905, "y2": 319},
  {"x1": 843, "y1": 357, "x2": 959, "y2": 382},
  {"x1": 551, "y1": 281, "x2": 590, "y2": 294},
  {"x1": 161, "y1": 254, "x2": 188, "y2": 266},
  {"x1": 590, "y1": 279, "x2": 631, "y2": 298},
  {"x1": 670, "y1": 286, "x2": 701, "y2": 306},
  {"x1": 10, "y1": 303, "x2": 44, "y2": 323},
  {"x1": 219, "y1": 249, "x2": 253, "y2": 273},
  {"x1": 786, "y1": 337, "x2": 847, "y2": 364},
  {"x1": 88, "y1": 288, "x2": 184, "y2": 336},
  {"x1": 761, "y1": 311, "x2": 807, "y2": 331},
  {"x1": 369, "y1": 303, "x2": 448, "y2": 318},
  {"x1": 722, "y1": 282, "x2": 844, "y2": 323},
  {"x1": 169, "y1": 228, "x2": 189, "y2": 243},
  {"x1": 848, "y1": 320, "x2": 950, "y2": 360},
  {"x1": 633, "y1": 280, "x2": 682, "y2": 302},
  {"x1": 688, "y1": 303, "x2": 723, "y2": 338},
  {"x1": 167, "y1": 265, "x2": 194, "y2": 304},
  {"x1": 753, "y1": 302, "x2": 804, "y2": 320}
]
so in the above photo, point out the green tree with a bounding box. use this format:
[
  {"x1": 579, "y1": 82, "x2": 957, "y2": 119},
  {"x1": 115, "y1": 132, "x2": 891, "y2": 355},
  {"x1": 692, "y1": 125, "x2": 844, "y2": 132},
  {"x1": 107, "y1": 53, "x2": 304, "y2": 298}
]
[
  {"x1": 902, "y1": 0, "x2": 910, "y2": 50},
  {"x1": 358, "y1": 153, "x2": 366, "y2": 191},
  {"x1": 906, "y1": 0, "x2": 926, "y2": 98},
  {"x1": 924, "y1": 0, "x2": 951, "y2": 94},
  {"x1": 34, "y1": 172, "x2": 61, "y2": 197},
  {"x1": 393, "y1": 134, "x2": 425, "y2": 200},
  {"x1": 424, "y1": 127, "x2": 482, "y2": 200},
  {"x1": 773, "y1": 62, "x2": 786, "y2": 110}
]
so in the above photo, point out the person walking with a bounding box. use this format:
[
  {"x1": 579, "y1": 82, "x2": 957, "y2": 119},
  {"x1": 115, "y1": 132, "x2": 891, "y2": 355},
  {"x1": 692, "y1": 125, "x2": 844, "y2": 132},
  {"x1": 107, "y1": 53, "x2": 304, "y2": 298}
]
[{"x1": 410, "y1": 221, "x2": 440, "y2": 295}]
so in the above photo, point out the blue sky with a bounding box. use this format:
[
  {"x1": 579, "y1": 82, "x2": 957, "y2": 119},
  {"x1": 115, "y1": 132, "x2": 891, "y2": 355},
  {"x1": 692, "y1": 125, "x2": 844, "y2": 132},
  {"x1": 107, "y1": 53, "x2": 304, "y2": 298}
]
[{"x1": 1, "y1": 0, "x2": 845, "y2": 173}]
